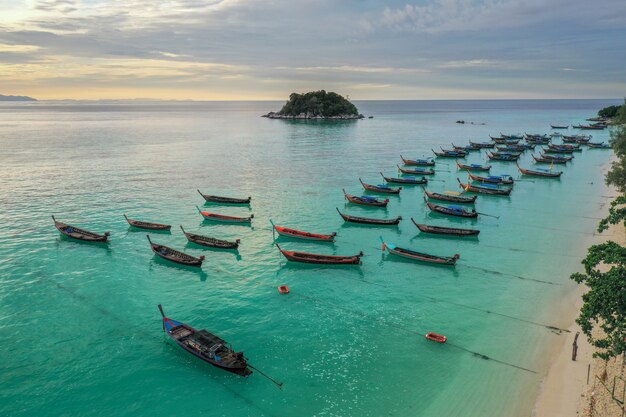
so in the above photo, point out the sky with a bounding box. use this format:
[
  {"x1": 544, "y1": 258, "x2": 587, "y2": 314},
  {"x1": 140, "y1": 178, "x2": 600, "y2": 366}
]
[{"x1": 0, "y1": 0, "x2": 625, "y2": 100}]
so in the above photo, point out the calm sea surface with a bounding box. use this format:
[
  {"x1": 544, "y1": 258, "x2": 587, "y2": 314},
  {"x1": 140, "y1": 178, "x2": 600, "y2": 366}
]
[{"x1": 0, "y1": 99, "x2": 619, "y2": 417}]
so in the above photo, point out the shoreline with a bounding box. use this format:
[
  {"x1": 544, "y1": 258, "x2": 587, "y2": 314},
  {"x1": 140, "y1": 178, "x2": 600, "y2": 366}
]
[{"x1": 533, "y1": 174, "x2": 624, "y2": 417}]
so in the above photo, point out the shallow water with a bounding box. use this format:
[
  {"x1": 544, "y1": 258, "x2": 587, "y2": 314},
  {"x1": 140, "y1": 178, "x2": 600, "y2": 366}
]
[{"x1": 0, "y1": 99, "x2": 617, "y2": 417}]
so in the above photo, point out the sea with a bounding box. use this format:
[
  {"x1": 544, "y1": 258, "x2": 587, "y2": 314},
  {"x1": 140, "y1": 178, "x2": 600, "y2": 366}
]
[{"x1": 0, "y1": 99, "x2": 620, "y2": 417}]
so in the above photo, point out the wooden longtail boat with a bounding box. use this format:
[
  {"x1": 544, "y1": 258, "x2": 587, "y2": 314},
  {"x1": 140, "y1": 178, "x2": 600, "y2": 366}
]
[
  {"x1": 425, "y1": 332, "x2": 448, "y2": 343},
  {"x1": 196, "y1": 206, "x2": 253, "y2": 223},
  {"x1": 455, "y1": 160, "x2": 491, "y2": 171},
  {"x1": 587, "y1": 142, "x2": 610, "y2": 149},
  {"x1": 423, "y1": 197, "x2": 478, "y2": 218},
  {"x1": 468, "y1": 141, "x2": 495, "y2": 148},
  {"x1": 400, "y1": 155, "x2": 435, "y2": 166},
  {"x1": 148, "y1": 235, "x2": 204, "y2": 266},
  {"x1": 343, "y1": 189, "x2": 389, "y2": 207},
  {"x1": 500, "y1": 133, "x2": 523, "y2": 140},
  {"x1": 458, "y1": 179, "x2": 512, "y2": 196},
  {"x1": 411, "y1": 218, "x2": 480, "y2": 236},
  {"x1": 336, "y1": 208, "x2": 402, "y2": 225},
  {"x1": 197, "y1": 189, "x2": 251, "y2": 205},
  {"x1": 52, "y1": 215, "x2": 110, "y2": 242},
  {"x1": 380, "y1": 237, "x2": 460, "y2": 266},
  {"x1": 550, "y1": 124, "x2": 569, "y2": 129},
  {"x1": 124, "y1": 214, "x2": 171, "y2": 231},
  {"x1": 562, "y1": 135, "x2": 591, "y2": 143},
  {"x1": 516, "y1": 163, "x2": 563, "y2": 178},
  {"x1": 158, "y1": 305, "x2": 252, "y2": 376},
  {"x1": 467, "y1": 171, "x2": 514, "y2": 185},
  {"x1": 180, "y1": 226, "x2": 240, "y2": 249},
  {"x1": 432, "y1": 148, "x2": 466, "y2": 158},
  {"x1": 542, "y1": 147, "x2": 575, "y2": 154},
  {"x1": 422, "y1": 186, "x2": 477, "y2": 203},
  {"x1": 276, "y1": 243, "x2": 362, "y2": 265},
  {"x1": 270, "y1": 220, "x2": 336, "y2": 242},
  {"x1": 492, "y1": 138, "x2": 521, "y2": 144},
  {"x1": 397, "y1": 165, "x2": 435, "y2": 175},
  {"x1": 359, "y1": 178, "x2": 401, "y2": 194},
  {"x1": 496, "y1": 144, "x2": 534, "y2": 152},
  {"x1": 548, "y1": 143, "x2": 580, "y2": 151},
  {"x1": 539, "y1": 153, "x2": 573, "y2": 162},
  {"x1": 380, "y1": 173, "x2": 427, "y2": 185},
  {"x1": 525, "y1": 138, "x2": 551, "y2": 145},
  {"x1": 452, "y1": 143, "x2": 481, "y2": 151},
  {"x1": 575, "y1": 124, "x2": 606, "y2": 130},
  {"x1": 486, "y1": 152, "x2": 520, "y2": 161},
  {"x1": 532, "y1": 155, "x2": 568, "y2": 164}
]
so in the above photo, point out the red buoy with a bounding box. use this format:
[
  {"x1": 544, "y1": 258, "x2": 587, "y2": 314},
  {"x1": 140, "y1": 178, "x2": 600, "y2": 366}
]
[
  {"x1": 278, "y1": 285, "x2": 290, "y2": 294},
  {"x1": 425, "y1": 332, "x2": 447, "y2": 343}
]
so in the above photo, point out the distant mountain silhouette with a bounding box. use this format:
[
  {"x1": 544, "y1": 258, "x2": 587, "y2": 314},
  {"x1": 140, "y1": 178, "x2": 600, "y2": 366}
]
[{"x1": 0, "y1": 94, "x2": 37, "y2": 102}]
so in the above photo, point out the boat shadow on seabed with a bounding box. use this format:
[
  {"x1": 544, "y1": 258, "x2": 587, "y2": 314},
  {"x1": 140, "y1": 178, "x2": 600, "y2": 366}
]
[{"x1": 149, "y1": 256, "x2": 209, "y2": 281}]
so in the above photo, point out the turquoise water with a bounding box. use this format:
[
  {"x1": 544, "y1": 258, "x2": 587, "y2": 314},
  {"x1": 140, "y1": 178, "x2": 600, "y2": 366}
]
[{"x1": 0, "y1": 99, "x2": 618, "y2": 417}]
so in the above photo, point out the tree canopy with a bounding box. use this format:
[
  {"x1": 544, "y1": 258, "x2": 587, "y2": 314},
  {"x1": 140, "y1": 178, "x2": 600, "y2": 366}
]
[
  {"x1": 277, "y1": 90, "x2": 359, "y2": 117},
  {"x1": 571, "y1": 242, "x2": 626, "y2": 360},
  {"x1": 598, "y1": 105, "x2": 621, "y2": 118}
]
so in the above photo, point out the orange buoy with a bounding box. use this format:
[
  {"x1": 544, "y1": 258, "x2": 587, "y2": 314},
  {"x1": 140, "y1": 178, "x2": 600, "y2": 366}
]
[
  {"x1": 425, "y1": 332, "x2": 447, "y2": 343},
  {"x1": 278, "y1": 285, "x2": 290, "y2": 294}
]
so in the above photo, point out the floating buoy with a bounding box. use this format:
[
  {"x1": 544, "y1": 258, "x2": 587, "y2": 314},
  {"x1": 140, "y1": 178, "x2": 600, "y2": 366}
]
[
  {"x1": 425, "y1": 332, "x2": 447, "y2": 343},
  {"x1": 278, "y1": 285, "x2": 290, "y2": 294}
]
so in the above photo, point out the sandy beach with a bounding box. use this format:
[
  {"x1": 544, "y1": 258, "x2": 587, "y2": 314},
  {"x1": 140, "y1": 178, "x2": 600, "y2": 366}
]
[{"x1": 533, "y1": 209, "x2": 625, "y2": 417}]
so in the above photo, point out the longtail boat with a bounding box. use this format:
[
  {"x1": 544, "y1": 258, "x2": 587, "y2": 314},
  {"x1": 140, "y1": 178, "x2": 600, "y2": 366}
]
[
  {"x1": 500, "y1": 133, "x2": 523, "y2": 140},
  {"x1": 148, "y1": 235, "x2": 204, "y2": 266},
  {"x1": 532, "y1": 154, "x2": 568, "y2": 164},
  {"x1": 124, "y1": 214, "x2": 171, "y2": 231},
  {"x1": 452, "y1": 143, "x2": 481, "y2": 151},
  {"x1": 400, "y1": 155, "x2": 436, "y2": 166},
  {"x1": 548, "y1": 143, "x2": 580, "y2": 151},
  {"x1": 52, "y1": 216, "x2": 110, "y2": 242},
  {"x1": 270, "y1": 220, "x2": 336, "y2": 242},
  {"x1": 411, "y1": 218, "x2": 480, "y2": 236},
  {"x1": 359, "y1": 178, "x2": 401, "y2": 194},
  {"x1": 458, "y1": 179, "x2": 512, "y2": 196},
  {"x1": 425, "y1": 332, "x2": 448, "y2": 343},
  {"x1": 336, "y1": 208, "x2": 402, "y2": 225},
  {"x1": 467, "y1": 171, "x2": 514, "y2": 185},
  {"x1": 380, "y1": 173, "x2": 427, "y2": 185},
  {"x1": 525, "y1": 137, "x2": 551, "y2": 145},
  {"x1": 196, "y1": 206, "x2": 253, "y2": 223},
  {"x1": 424, "y1": 197, "x2": 478, "y2": 218},
  {"x1": 587, "y1": 142, "x2": 610, "y2": 149},
  {"x1": 422, "y1": 186, "x2": 477, "y2": 203},
  {"x1": 180, "y1": 226, "x2": 240, "y2": 249},
  {"x1": 574, "y1": 124, "x2": 605, "y2": 130},
  {"x1": 343, "y1": 189, "x2": 389, "y2": 207},
  {"x1": 550, "y1": 124, "x2": 569, "y2": 129},
  {"x1": 397, "y1": 165, "x2": 435, "y2": 175},
  {"x1": 492, "y1": 138, "x2": 521, "y2": 144},
  {"x1": 496, "y1": 144, "x2": 534, "y2": 152},
  {"x1": 469, "y1": 140, "x2": 496, "y2": 149},
  {"x1": 276, "y1": 243, "x2": 362, "y2": 265},
  {"x1": 432, "y1": 148, "x2": 466, "y2": 158},
  {"x1": 516, "y1": 163, "x2": 562, "y2": 178},
  {"x1": 539, "y1": 153, "x2": 573, "y2": 162},
  {"x1": 158, "y1": 305, "x2": 252, "y2": 376},
  {"x1": 456, "y1": 160, "x2": 491, "y2": 171},
  {"x1": 197, "y1": 190, "x2": 251, "y2": 205},
  {"x1": 468, "y1": 140, "x2": 495, "y2": 148},
  {"x1": 486, "y1": 152, "x2": 520, "y2": 161},
  {"x1": 542, "y1": 147, "x2": 575, "y2": 154},
  {"x1": 563, "y1": 135, "x2": 591, "y2": 143},
  {"x1": 380, "y1": 237, "x2": 460, "y2": 266}
]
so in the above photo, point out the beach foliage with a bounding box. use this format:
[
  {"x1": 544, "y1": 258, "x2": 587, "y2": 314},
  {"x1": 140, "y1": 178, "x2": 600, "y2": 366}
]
[
  {"x1": 598, "y1": 105, "x2": 621, "y2": 118},
  {"x1": 571, "y1": 242, "x2": 626, "y2": 360},
  {"x1": 278, "y1": 90, "x2": 359, "y2": 117},
  {"x1": 597, "y1": 124, "x2": 626, "y2": 231}
]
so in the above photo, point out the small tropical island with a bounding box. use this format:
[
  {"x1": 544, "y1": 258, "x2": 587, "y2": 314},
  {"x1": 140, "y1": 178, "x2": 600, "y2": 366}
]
[
  {"x1": 0, "y1": 94, "x2": 37, "y2": 102},
  {"x1": 263, "y1": 90, "x2": 364, "y2": 119}
]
